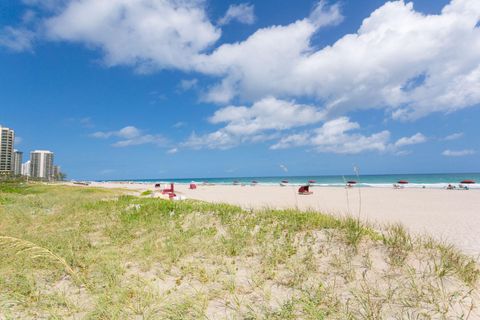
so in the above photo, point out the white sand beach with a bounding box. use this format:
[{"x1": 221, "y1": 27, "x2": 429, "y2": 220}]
[{"x1": 80, "y1": 182, "x2": 480, "y2": 256}]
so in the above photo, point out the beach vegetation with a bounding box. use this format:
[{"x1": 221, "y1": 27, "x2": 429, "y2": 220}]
[
  {"x1": 0, "y1": 184, "x2": 479, "y2": 319},
  {"x1": 140, "y1": 190, "x2": 153, "y2": 196},
  {"x1": 382, "y1": 224, "x2": 413, "y2": 266}
]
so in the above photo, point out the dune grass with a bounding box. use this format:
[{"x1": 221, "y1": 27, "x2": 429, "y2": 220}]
[
  {"x1": 0, "y1": 183, "x2": 479, "y2": 319},
  {"x1": 140, "y1": 190, "x2": 153, "y2": 196}
]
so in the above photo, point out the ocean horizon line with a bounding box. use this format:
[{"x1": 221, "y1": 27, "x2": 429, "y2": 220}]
[
  {"x1": 90, "y1": 172, "x2": 480, "y2": 189},
  {"x1": 97, "y1": 171, "x2": 480, "y2": 182}
]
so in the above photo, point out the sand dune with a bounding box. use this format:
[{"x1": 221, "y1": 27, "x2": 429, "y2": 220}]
[{"x1": 83, "y1": 182, "x2": 480, "y2": 256}]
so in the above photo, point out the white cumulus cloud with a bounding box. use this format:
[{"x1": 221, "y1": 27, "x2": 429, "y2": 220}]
[
  {"x1": 309, "y1": 0, "x2": 344, "y2": 28},
  {"x1": 270, "y1": 117, "x2": 391, "y2": 154},
  {"x1": 91, "y1": 126, "x2": 167, "y2": 147},
  {"x1": 112, "y1": 134, "x2": 167, "y2": 147},
  {"x1": 183, "y1": 97, "x2": 324, "y2": 149},
  {"x1": 197, "y1": 0, "x2": 480, "y2": 120},
  {"x1": 218, "y1": 3, "x2": 255, "y2": 26},
  {"x1": 91, "y1": 126, "x2": 141, "y2": 139},
  {"x1": 209, "y1": 97, "x2": 325, "y2": 135},
  {"x1": 167, "y1": 147, "x2": 178, "y2": 154},
  {"x1": 444, "y1": 132, "x2": 464, "y2": 141},
  {"x1": 394, "y1": 133, "x2": 427, "y2": 148},
  {"x1": 44, "y1": 0, "x2": 221, "y2": 71},
  {"x1": 442, "y1": 149, "x2": 475, "y2": 157},
  {"x1": 0, "y1": 27, "x2": 35, "y2": 52},
  {"x1": 182, "y1": 130, "x2": 238, "y2": 150},
  {"x1": 183, "y1": 98, "x2": 429, "y2": 153}
]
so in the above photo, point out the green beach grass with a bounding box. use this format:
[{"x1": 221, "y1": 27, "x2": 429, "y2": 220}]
[{"x1": 0, "y1": 182, "x2": 479, "y2": 319}]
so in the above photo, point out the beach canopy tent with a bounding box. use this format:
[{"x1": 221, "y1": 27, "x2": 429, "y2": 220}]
[
  {"x1": 460, "y1": 180, "x2": 476, "y2": 184},
  {"x1": 298, "y1": 185, "x2": 313, "y2": 195},
  {"x1": 189, "y1": 183, "x2": 197, "y2": 189}
]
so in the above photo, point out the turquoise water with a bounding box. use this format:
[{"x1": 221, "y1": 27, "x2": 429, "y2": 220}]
[{"x1": 105, "y1": 173, "x2": 480, "y2": 189}]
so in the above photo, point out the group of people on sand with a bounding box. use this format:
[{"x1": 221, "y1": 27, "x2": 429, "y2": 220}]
[
  {"x1": 193, "y1": 180, "x2": 472, "y2": 190},
  {"x1": 391, "y1": 183, "x2": 471, "y2": 190},
  {"x1": 446, "y1": 184, "x2": 470, "y2": 190}
]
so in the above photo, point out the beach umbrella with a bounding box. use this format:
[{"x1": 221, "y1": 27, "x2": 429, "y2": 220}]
[
  {"x1": 397, "y1": 180, "x2": 409, "y2": 184},
  {"x1": 251, "y1": 180, "x2": 258, "y2": 184},
  {"x1": 281, "y1": 180, "x2": 289, "y2": 183},
  {"x1": 460, "y1": 179, "x2": 475, "y2": 184},
  {"x1": 347, "y1": 180, "x2": 357, "y2": 184},
  {"x1": 308, "y1": 180, "x2": 316, "y2": 184}
]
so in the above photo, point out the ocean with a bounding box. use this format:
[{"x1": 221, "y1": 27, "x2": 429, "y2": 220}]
[{"x1": 104, "y1": 173, "x2": 480, "y2": 189}]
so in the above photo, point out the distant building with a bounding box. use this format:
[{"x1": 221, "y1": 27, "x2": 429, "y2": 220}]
[
  {"x1": 21, "y1": 161, "x2": 31, "y2": 177},
  {"x1": 30, "y1": 150, "x2": 54, "y2": 180},
  {"x1": 53, "y1": 165, "x2": 61, "y2": 180},
  {"x1": 13, "y1": 150, "x2": 23, "y2": 176},
  {"x1": 0, "y1": 126, "x2": 15, "y2": 175}
]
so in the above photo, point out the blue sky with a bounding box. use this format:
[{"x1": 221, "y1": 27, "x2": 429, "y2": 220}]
[{"x1": 1, "y1": 0, "x2": 479, "y2": 180}]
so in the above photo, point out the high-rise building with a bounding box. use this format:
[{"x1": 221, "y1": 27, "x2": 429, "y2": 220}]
[
  {"x1": 0, "y1": 126, "x2": 15, "y2": 175},
  {"x1": 13, "y1": 149, "x2": 23, "y2": 176},
  {"x1": 30, "y1": 150, "x2": 54, "y2": 180},
  {"x1": 21, "y1": 161, "x2": 31, "y2": 177}
]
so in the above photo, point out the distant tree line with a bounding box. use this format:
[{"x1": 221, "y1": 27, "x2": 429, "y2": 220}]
[{"x1": 0, "y1": 172, "x2": 67, "y2": 182}]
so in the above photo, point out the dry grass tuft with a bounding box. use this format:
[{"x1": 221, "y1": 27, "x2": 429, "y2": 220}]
[{"x1": 0, "y1": 236, "x2": 79, "y2": 284}]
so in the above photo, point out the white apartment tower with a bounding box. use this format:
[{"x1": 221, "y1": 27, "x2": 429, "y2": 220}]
[
  {"x1": 13, "y1": 150, "x2": 23, "y2": 176},
  {"x1": 0, "y1": 126, "x2": 15, "y2": 175},
  {"x1": 22, "y1": 161, "x2": 31, "y2": 177},
  {"x1": 30, "y1": 150, "x2": 54, "y2": 180}
]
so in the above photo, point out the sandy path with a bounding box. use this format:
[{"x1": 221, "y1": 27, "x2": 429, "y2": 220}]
[{"x1": 82, "y1": 182, "x2": 480, "y2": 256}]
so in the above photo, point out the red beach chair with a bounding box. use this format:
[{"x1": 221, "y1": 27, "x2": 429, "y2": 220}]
[
  {"x1": 298, "y1": 185, "x2": 313, "y2": 195},
  {"x1": 162, "y1": 183, "x2": 174, "y2": 194}
]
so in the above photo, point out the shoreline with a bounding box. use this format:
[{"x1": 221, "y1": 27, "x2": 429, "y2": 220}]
[
  {"x1": 86, "y1": 172, "x2": 480, "y2": 189},
  {"x1": 81, "y1": 180, "x2": 480, "y2": 190}
]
